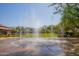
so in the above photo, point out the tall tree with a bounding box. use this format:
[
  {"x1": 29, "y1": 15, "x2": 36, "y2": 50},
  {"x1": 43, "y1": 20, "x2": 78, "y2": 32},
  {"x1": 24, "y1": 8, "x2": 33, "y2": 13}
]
[{"x1": 50, "y1": 3, "x2": 79, "y2": 36}]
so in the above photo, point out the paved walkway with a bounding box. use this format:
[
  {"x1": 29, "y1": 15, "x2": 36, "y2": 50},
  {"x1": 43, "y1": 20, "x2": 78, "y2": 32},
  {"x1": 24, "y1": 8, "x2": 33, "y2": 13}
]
[{"x1": 0, "y1": 38, "x2": 66, "y2": 56}]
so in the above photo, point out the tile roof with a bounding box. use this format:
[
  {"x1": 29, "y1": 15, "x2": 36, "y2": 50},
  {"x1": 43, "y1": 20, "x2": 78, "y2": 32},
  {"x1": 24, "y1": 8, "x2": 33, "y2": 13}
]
[{"x1": 0, "y1": 24, "x2": 11, "y2": 31}]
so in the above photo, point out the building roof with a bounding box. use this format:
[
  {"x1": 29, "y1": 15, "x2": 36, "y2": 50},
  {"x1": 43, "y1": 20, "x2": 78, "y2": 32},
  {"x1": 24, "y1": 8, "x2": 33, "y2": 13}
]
[{"x1": 0, "y1": 24, "x2": 12, "y2": 31}]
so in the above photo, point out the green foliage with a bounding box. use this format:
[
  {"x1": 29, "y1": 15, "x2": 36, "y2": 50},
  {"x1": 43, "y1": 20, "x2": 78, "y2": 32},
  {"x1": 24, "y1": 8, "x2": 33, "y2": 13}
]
[{"x1": 50, "y1": 3, "x2": 79, "y2": 37}]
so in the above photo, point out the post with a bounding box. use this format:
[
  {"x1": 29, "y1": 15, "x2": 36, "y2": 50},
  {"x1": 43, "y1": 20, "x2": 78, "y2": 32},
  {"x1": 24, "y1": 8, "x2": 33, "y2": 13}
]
[{"x1": 7, "y1": 31, "x2": 11, "y2": 36}]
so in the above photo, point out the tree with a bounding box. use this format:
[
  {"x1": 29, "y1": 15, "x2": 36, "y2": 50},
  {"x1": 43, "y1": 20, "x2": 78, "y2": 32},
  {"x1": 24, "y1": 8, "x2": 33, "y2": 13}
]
[{"x1": 50, "y1": 3, "x2": 79, "y2": 37}]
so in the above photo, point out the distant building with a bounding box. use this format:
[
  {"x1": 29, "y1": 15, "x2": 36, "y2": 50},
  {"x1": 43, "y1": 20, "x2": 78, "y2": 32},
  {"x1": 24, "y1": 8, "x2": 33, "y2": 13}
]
[{"x1": 0, "y1": 24, "x2": 13, "y2": 36}]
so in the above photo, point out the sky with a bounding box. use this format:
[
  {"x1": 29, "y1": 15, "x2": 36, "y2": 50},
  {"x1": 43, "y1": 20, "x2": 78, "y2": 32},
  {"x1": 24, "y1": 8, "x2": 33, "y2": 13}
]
[{"x1": 0, "y1": 3, "x2": 61, "y2": 28}]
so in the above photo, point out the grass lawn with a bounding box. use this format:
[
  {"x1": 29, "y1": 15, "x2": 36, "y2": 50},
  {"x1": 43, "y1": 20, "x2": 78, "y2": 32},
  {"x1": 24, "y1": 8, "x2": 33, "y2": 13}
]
[
  {"x1": 21, "y1": 33, "x2": 58, "y2": 38},
  {"x1": 0, "y1": 33, "x2": 58, "y2": 38}
]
